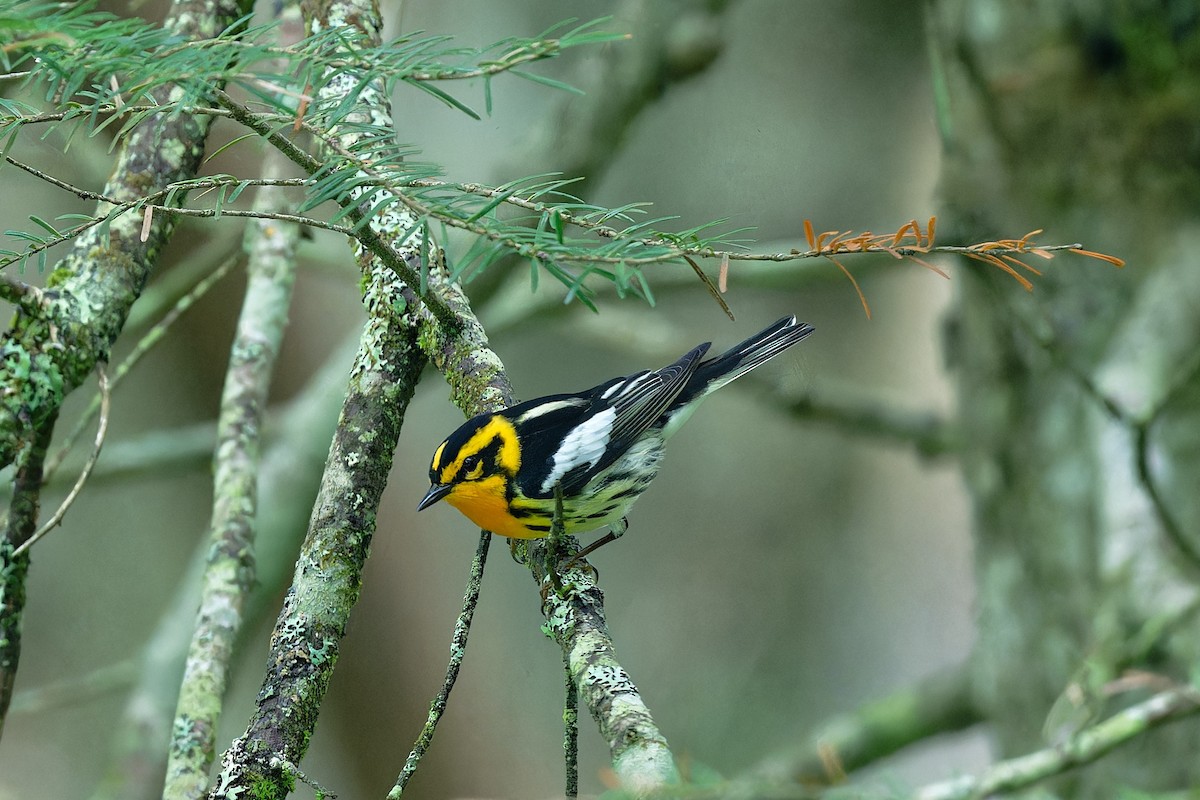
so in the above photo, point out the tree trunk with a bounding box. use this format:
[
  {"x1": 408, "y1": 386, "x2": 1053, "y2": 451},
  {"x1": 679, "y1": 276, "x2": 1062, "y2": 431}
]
[{"x1": 935, "y1": 0, "x2": 1200, "y2": 792}]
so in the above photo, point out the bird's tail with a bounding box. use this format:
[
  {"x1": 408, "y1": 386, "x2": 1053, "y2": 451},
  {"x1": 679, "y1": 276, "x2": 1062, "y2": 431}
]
[
  {"x1": 660, "y1": 316, "x2": 813, "y2": 439},
  {"x1": 691, "y1": 315, "x2": 814, "y2": 395}
]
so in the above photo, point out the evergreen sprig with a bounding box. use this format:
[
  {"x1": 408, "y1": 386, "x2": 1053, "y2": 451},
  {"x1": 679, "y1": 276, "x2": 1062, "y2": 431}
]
[
  {"x1": 4, "y1": 3, "x2": 622, "y2": 114},
  {"x1": 1, "y1": 2, "x2": 736, "y2": 314}
]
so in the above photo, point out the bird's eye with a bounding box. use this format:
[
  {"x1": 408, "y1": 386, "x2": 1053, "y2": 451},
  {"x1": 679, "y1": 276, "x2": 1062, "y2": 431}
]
[{"x1": 461, "y1": 454, "x2": 481, "y2": 473}]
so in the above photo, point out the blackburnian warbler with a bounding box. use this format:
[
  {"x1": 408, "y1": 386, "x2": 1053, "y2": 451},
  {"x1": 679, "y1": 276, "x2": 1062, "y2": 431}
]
[{"x1": 417, "y1": 316, "x2": 814, "y2": 558}]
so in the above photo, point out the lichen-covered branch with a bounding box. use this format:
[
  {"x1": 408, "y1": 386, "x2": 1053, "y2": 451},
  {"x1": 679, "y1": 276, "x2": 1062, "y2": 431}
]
[
  {"x1": 206, "y1": 0, "x2": 432, "y2": 795},
  {"x1": 0, "y1": 0, "x2": 254, "y2": 470},
  {"x1": 528, "y1": 547, "x2": 680, "y2": 792},
  {"x1": 89, "y1": 335, "x2": 354, "y2": 800},
  {"x1": 915, "y1": 687, "x2": 1200, "y2": 800},
  {"x1": 0, "y1": 420, "x2": 54, "y2": 739},
  {"x1": 207, "y1": 272, "x2": 425, "y2": 799},
  {"x1": 164, "y1": 157, "x2": 302, "y2": 796}
]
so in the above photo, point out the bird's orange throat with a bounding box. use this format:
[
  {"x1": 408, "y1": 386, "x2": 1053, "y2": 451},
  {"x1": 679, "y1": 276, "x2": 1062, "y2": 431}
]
[{"x1": 444, "y1": 475, "x2": 540, "y2": 539}]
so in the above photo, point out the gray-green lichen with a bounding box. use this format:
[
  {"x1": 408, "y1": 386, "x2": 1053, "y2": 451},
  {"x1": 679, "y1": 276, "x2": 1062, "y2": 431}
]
[
  {"x1": 208, "y1": 20, "x2": 430, "y2": 773},
  {"x1": 0, "y1": 0, "x2": 255, "y2": 470}
]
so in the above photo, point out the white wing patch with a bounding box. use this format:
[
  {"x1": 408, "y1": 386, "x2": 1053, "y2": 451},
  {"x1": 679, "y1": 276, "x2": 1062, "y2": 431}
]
[
  {"x1": 515, "y1": 397, "x2": 587, "y2": 425},
  {"x1": 540, "y1": 406, "x2": 616, "y2": 493}
]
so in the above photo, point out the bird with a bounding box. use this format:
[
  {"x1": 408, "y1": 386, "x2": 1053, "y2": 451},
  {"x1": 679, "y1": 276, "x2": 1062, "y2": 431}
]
[{"x1": 417, "y1": 315, "x2": 814, "y2": 560}]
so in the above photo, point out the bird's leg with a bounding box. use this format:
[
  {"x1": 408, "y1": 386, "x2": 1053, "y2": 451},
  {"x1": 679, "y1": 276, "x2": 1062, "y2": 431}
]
[
  {"x1": 508, "y1": 537, "x2": 526, "y2": 564},
  {"x1": 564, "y1": 517, "x2": 627, "y2": 568},
  {"x1": 542, "y1": 482, "x2": 567, "y2": 597}
]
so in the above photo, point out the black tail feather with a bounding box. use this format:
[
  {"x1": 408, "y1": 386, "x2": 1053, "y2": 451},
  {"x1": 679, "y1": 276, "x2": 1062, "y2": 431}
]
[{"x1": 688, "y1": 315, "x2": 814, "y2": 397}]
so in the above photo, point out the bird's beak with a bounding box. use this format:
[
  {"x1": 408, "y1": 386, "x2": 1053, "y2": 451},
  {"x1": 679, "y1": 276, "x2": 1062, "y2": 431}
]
[{"x1": 417, "y1": 483, "x2": 453, "y2": 511}]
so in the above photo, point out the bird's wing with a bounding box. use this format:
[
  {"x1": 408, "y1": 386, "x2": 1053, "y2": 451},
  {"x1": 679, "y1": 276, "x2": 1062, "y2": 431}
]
[
  {"x1": 526, "y1": 344, "x2": 710, "y2": 495},
  {"x1": 603, "y1": 343, "x2": 710, "y2": 454}
]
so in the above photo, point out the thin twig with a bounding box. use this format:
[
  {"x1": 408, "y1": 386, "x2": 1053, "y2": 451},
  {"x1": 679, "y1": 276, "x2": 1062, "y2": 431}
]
[
  {"x1": 389, "y1": 529, "x2": 491, "y2": 798},
  {"x1": 4, "y1": 155, "x2": 122, "y2": 202},
  {"x1": 40, "y1": 253, "x2": 239, "y2": 481},
  {"x1": 0, "y1": 162, "x2": 330, "y2": 272},
  {"x1": 548, "y1": 482, "x2": 580, "y2": 797},
  {"x1": 1007, "y1": 303, "x2": 1200, "y2": 573},
  {"x1": 1133, "y1": 417, "x2": 1198, "y2": 568},
  {"x1": 13, "y1": 365, "x2": 110, "y2": 558},
  {"x1": 5, "y1": 154, "x2": 310, "y2": 206},
  {"x1": 4, "y1": 155, "x2": 348, "y2": 241},
  {"x1": 7, "y1": 105, "x2": 1109, "y2": 301},
  {"x1": 440, "y1": 179, "x2": 1097, "y2": 265},
  {"x1": 5, "y1": 100, "x2": 1115, "y2": 278}
]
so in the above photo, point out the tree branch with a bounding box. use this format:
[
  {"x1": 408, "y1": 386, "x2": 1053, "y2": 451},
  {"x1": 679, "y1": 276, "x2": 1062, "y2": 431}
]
[
  {"x1": 208, "y1": 275, "x2": 425, "y2": 799},
  {"x1": 388, "y1": 531, "x2": 491, "y2": 798},
  {"x1": 165, "y1": 135, "x2": 303, "y2": 796},
  {"x1": 90, "y1": 334, "x2": 355, "y2": 800},
  {"x1": 0, "y1": 0, "x2": 255, "y2": 470},
  {"x1": 207, "y1": 0, "x2": 432, "y2": 794},
  {"x1": 0, "y1": 419, "x2": 54, "y2": 739},
  {"x1": 914, "y1": 687, "x2": 1200, "y2": 800},
  {"x1": 529, "y1": 541, "x2": 681, "y2": 792}
]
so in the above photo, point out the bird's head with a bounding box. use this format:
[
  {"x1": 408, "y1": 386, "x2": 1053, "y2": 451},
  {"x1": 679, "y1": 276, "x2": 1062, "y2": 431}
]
[{"x1": 417, "y1": 413, "x2": 521, "y2": 514}]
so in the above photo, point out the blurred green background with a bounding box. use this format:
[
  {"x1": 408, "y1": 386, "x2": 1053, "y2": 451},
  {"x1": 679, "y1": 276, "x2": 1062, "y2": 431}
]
[{"x1": 0, "y1": 1, "x2": 982, "y2": 797}]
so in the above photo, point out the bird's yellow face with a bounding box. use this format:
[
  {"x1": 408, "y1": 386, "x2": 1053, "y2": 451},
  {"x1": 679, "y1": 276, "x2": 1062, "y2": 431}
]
[{"x1": 417, "y1": 414, "x2": 534, "y2": 538}]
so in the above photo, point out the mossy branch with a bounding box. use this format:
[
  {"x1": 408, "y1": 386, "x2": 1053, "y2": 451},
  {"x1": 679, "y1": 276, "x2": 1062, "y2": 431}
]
[
  {"x1": 0, "y1": 420, "x2": 54, "y2": 738},
  {"x1": 208, "y1": 271, "x2": 425, "y2": 799},
  {"x1": 0, "y1": 0, "x2": 255, "y2": 472},
  {"x1": 206, "y1": 1, "x2": 430, "y2": 795},
  {"x1": 915, "y1": 686, "x2": 1200, "y2": 800},
  {"x1": 165, "y1": 142, "x2": 302, "y2": 796}
]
